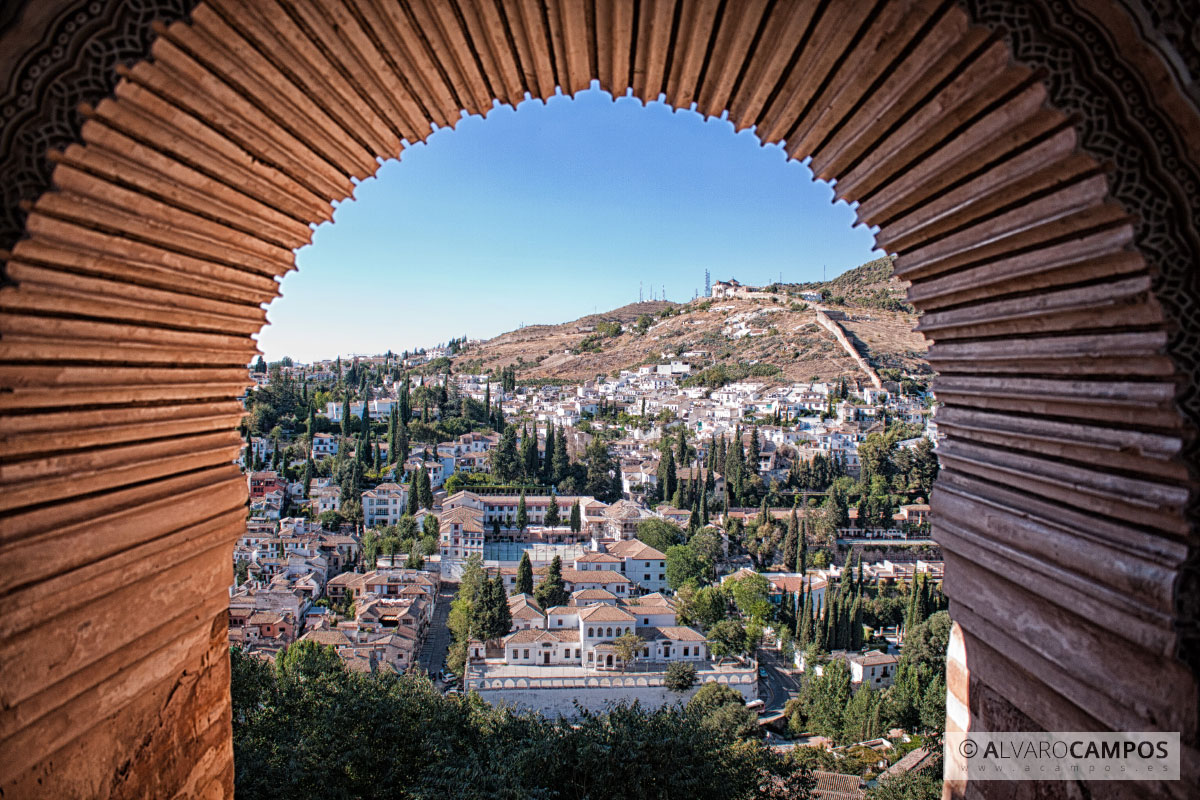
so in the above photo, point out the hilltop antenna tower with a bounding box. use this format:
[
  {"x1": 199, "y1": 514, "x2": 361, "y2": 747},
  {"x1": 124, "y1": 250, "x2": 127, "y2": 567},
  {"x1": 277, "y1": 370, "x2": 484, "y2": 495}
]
[
  {"x1": 704, "y1": 269, "x2": 711, "y2": 297},
  {"x1": 639, "y1": 282, "x2": 643, "y2": 303}
]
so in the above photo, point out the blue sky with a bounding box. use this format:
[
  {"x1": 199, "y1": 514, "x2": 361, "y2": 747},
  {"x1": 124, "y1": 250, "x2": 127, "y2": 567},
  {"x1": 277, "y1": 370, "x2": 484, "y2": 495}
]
[{"x1": 256, "y1": 86, "x2": 881, "y2": 363}]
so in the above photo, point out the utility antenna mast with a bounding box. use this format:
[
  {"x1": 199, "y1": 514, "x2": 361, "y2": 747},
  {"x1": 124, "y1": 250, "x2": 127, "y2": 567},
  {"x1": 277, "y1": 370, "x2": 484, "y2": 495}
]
[
  {"x1": 704, "y1": 269, "x2": 711, "y2": 297},
  {"x1": 639, "y1": 282, "x2": 643, "y2": 303}
]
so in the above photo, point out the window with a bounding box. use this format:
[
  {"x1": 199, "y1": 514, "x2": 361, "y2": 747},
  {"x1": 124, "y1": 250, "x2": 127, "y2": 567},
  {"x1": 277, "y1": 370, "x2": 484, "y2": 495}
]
[
  {"x1": 683, "y1": 647, "x2": 689, "y2": 656},
  {"x1": 511, "y1": 650, "x2": 517, "y2": 660},
  {"x1": 523, "y1": 649, "x2": 529, "y2": 659},
  {"x1": 575, "y1": 649, "x2": 580, "y2": 658},
  {"x1": 643, "y1": 618, "x2": 649, "y2": 624},
  {"x1": 556, "y1": 619, "x2": 563, "y2": 626},
  {"x1": 606, "y1": 627, "x2": 612, "y2": 637}
]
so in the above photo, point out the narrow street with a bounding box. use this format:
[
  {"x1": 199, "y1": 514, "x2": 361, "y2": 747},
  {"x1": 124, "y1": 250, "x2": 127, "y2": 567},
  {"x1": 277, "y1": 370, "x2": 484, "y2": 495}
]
[
  {"x1": 757, "y1": 647, "x2": 801, "y2": 713},
  {"x1": 418, "y1": 580, "x2": 457, "y2": 676}
]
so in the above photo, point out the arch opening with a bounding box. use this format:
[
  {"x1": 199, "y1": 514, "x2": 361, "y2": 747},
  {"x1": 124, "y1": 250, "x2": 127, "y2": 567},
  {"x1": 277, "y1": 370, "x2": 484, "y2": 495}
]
[{"x1": 0, "y1": 2, "x2": 1196, "y2": 798}]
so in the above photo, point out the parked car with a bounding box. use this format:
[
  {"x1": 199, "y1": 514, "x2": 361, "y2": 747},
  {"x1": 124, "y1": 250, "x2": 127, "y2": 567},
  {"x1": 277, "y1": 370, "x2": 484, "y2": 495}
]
[
  {"x1": 758, "y1": 667, "x2": 769, "y2": 678},
  {"x1": 444, "y1": 688, "x2": 461, "y2": 697}
]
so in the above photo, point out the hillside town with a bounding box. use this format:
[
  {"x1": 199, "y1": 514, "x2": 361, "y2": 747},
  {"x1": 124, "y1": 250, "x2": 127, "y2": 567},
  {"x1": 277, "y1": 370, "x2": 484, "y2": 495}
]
[{"x1": 229, "y1": 289, "x2": 946, "y2": 793}]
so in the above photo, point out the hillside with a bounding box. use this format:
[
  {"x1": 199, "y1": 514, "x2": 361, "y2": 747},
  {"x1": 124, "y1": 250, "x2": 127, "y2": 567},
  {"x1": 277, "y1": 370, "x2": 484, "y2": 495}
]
[{"x1": 451, "y1": 258, "x2": 928, "y2": 385}]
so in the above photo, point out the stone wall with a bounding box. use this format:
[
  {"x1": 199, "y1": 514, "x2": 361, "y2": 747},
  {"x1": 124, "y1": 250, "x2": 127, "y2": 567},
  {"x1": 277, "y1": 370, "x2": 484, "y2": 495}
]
[
  {"x1": 471, "y1": 669, "x2": 758, "y2": 717},
  {"x1": 812, "y1": 308, "x2": 883, "y2": 389}
]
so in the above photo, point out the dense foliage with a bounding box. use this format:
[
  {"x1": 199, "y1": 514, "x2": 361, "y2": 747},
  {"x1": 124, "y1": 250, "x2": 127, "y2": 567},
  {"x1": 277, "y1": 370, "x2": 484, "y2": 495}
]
[{"x1": 232, "y1": 643, "x2": 813, "y2": 799}]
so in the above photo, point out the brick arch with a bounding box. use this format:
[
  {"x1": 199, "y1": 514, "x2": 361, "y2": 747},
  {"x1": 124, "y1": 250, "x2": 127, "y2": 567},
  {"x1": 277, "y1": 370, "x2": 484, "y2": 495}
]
[{"x1": 0, "y1": 1, "x2": 1196, "y2": 797}]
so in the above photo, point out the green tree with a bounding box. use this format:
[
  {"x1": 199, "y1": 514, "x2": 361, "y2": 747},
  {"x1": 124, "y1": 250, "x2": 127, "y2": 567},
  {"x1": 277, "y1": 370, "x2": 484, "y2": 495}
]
[
  {"x1": 276, "y1": 639, "x2": 343, "y2": 682},
  {"x1": 545, "y1": 493, "x2": 560, "y2": 526},
  {"x1": 691, "y1": 585, "x2": 728, "y2": 631},
  {"x1": 707, "y1": 619, "x2": 748, "y2": 661},
  {"x1": 419, "y1": 467, "x2": 433, "y2": 510},
  {"x1": 658, "y1": 447, "x2": 677, "y2": 503},
  {"x1": 534, "y1": 555, "x2": 569, "y2": 608},
  {"x1": 729, "y1": 573, "x2": 773, "y2": 622},
  {"x1": 637, "y1": 517, "x2": 685, "y2": 553},
  {"x1": 542, "y1": 424, "x2": 556, "y2": 482},
  {"x1": 569, "y1": 500, "x2": 582, "y2": 534},
  {"x1": 867, "y1": 764, "x2": 944, "y2": 800},
  {"x1": 516, "y1": 551, "x2": 534, "y2": 595},
  {"x1": 491, "y1": 425, "x2": 520, "y2": 482},
  {"x1": 686, "y1": 681, "x2": 759, "y2": 740},
  {"x1": 803, "y1": 658, "x2": 852, "y2": 741},
  {"x1": 552, "y1": 425, "x2": 570, "y2": 484},
  {"x1": 919, "y1": 673, "x2": 946, "y2": 735},
  {"x1": 516, "y1": 490, "x2": 528, "y2": 532},
  {"x1": 665, "y1": 544, "x2": 706, "y2": 591},
  {"x1": 584, "y1": 435, "x2": 619, "y2": 501},
  {"x1": 613, "y1": 631, "x2": 643, "y2": 671},
  {"x1": 664, "y1": 661, "x2": 697, "y2": 693},
  {"x1": 404, "y1": 538, "x2": 425, "y2": 570},
  {"x1": 782, "y1": 510, "x2": 799, "y2": 571}
]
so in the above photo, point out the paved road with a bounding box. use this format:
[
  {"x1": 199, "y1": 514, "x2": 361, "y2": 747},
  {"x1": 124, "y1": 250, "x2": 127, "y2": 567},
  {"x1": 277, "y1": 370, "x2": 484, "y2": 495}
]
[
  {"x1": 757, "y1": 647, "x2": 801, "y2": 712},
  {"x1": 418, "y1": 580, "x2": 457, "y2": 677}
]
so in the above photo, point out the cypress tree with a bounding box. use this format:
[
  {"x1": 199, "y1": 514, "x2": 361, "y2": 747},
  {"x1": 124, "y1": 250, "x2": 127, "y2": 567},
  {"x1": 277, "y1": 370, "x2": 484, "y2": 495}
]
[
  {"x1": 552, "y1": 425, "x2": 569, "y2": 485},
  {"x1": 545, "y1": 493, "x2": 560, "y2": 526},
  {"x1": 798, "y1": 515, "x2": 809, "y2": 574},
  {"x1": 341, "y1": 394, "x2": 352, "y2": 439},
  {"x1": 521, "y1": 424, "x2": 538, "y2": 481},
  {"x1": 542, "y1": 425, "x2": 556, "y2": 482},
  {"x1": 516, "y1": 490, "x2": 528, "y2": 532},
  {"x1": 492, "y1": 575, "x2": 511, "y2": 635},
  {"x1": 303, "y1": 455, "x2": 314, "y2": 497},
  {"x1": 360, "y1": 403, "x2": 370, "y2": 439},
  {"x1": 783, "y1": 510, "x2": 799, "y2": 572},
  {"x1": 798, "y1": 589, "x2": 813, "y2": 646},
  {"x1": 483, "y1": 381, "x2": 490, "y2": 416},
  {"x1": 399, "y1": 378, "x2": 411, "y2": 425},
  {"x1": 407, "y1": 471, "x2": 419, "y2": 514},
  {"x1": 850, "y1": 594, "x2": 864, "y2": 650},
  {"x1": 419, "y1": 468, "x2": 433, "y2": 509},
  {"x1": 700, "y1": 488, "x2": 709, "y2": 526},
  {"x1": 387, "y1": 406, "x2": 398, "y2": 464},
  {"x1": 569, "y1": 499, "x2": 581, "y2": 534},
  {"x1": 397, "y1": 421, "x2": 410, "y2": 466},
  {"x1": 659, "y1": 448, "x2": 677, "y2": 503},
  {"x1": 307, "y1": 406, "x2": 316, "y2": 443},
  {"x1": 516, "y1": 552, "x2": 534, "y2": 595},
  {"x1": 372, "y1": 442, "x2": 381, "y2": 473}
]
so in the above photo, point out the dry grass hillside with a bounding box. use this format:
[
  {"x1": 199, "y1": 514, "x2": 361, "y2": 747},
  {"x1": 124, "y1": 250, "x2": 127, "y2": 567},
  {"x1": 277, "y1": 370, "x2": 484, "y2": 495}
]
[{"x1": 452, "y1": 257, "x2": 929, "y2": 384}]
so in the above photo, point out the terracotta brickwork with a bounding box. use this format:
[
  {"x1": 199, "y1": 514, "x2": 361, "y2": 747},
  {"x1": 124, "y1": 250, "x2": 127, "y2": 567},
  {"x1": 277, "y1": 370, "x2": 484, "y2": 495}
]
[{"x1": 0, "y1": 1, "x2": 1197, "y2": 798}]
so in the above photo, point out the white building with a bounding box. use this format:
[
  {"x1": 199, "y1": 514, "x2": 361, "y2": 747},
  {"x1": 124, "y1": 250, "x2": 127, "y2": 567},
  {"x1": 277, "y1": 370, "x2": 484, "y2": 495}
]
[{"x1": 362, "y1": 482, "x2": 408, "y2": 528}]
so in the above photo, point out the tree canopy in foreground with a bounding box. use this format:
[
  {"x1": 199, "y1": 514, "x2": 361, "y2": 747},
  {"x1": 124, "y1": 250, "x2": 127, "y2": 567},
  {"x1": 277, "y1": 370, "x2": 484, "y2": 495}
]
[{"x1": 232, "y1": 643, "x2": 812, "y2": 799}]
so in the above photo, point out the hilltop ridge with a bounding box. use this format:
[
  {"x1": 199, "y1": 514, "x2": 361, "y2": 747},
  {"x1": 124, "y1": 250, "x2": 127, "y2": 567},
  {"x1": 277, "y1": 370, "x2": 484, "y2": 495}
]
[{"x1": 450, "y1": 257, "x2": 929, "y2": 385}]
